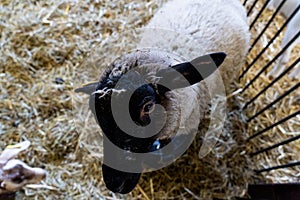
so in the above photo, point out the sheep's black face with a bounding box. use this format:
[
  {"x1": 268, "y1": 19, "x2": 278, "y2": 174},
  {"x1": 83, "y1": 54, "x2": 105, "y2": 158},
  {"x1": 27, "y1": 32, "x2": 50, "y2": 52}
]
[
  {"x1": 93, "y1": 77, "x2": 167, "y2": 194},
  {"x1": 93, "y1": 74, "x2": 165, "y2": 153}
]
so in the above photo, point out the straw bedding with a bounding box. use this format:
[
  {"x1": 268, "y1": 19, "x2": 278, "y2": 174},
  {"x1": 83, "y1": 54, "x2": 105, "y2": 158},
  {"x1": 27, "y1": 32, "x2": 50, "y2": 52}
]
[
  {"x1": 0, "y1": 0, "x2": 298, "y2": 199},
  {"x1": 240, "y1": 0, "x2": 300, "y2": 184}
]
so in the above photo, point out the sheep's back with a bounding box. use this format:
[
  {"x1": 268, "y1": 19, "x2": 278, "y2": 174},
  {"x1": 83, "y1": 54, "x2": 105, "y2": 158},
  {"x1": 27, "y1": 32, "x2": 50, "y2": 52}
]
[
  {"x1": 135, "y1": 0, "x2": 250, "y2": 139},
  {"x1": 139, "y1": 0, "x2": 250, "y2": 87}
]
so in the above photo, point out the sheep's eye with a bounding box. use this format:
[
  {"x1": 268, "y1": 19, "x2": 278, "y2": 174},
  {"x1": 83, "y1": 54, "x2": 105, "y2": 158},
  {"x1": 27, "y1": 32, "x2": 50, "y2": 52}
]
[{"x1": 142, "y1": 102, "x2": 155, "y2": 114}]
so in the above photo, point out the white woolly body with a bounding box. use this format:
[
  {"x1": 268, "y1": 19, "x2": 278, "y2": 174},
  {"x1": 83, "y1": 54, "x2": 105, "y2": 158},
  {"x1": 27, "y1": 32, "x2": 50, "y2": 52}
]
[
  {"x1": 139, "y1": 0, "x2": 250, "y2": 85},
  {"x1": 106, "y1": 0, "x2": 250, "y2": 139}
]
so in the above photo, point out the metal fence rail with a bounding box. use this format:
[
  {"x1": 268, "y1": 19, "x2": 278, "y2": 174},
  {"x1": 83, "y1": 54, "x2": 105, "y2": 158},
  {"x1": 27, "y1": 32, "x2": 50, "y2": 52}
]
[
  {"x1": 249, "y1": 0, "x2": 270, "y2": 29},
  {"x1": 239, "y1": 4, "x2": 300, "y2": 80},
  {"x1": 241, "y1": 0, "x2": 300, "y2": 180}
]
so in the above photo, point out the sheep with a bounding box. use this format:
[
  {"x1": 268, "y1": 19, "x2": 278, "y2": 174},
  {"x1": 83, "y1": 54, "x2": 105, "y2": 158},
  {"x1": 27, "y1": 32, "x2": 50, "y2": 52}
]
[
  {"x1": 267, "y1": 0, "x2": 300, "y2": 79},
  {"x1": 0, "y1": 141, "x2": 47, "y2": 199},
  {"x1": 76, "y1": 0, "x2": 250, "y2": 194}
]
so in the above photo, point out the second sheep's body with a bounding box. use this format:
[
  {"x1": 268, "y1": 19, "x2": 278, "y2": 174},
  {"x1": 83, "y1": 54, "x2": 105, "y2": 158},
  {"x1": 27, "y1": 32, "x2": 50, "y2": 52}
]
[
  {"x1": 76, "y1": 0, "x2": 250, "y2": 194},
  {"x1": 267, "y1": 0, "x2": 300, "y2": 79}
]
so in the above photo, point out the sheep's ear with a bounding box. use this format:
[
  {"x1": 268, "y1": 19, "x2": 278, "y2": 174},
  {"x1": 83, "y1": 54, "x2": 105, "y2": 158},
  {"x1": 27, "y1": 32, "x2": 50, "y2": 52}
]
[
  {"x1": 74, "y1": 82, "x2": 98, "y2": 95},
  {"x1": 0, "y1": 141, "x2": 31, "y2": 165},
  {"x1": 156, "y1": 52, "x2": 226, "y2": 92}
]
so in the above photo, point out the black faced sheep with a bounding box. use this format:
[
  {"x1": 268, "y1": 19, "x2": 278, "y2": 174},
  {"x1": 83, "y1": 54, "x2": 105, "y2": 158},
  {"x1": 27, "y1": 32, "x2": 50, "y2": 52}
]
[{"x1": 76, "y1": 0, "x2": 250, "y2": 194}]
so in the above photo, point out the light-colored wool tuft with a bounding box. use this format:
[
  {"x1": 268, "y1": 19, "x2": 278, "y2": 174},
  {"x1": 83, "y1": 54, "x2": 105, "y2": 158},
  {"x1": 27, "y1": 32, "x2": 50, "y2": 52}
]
[{"x1": 0, "y1": 141, "x2": 46, "y2": 197}]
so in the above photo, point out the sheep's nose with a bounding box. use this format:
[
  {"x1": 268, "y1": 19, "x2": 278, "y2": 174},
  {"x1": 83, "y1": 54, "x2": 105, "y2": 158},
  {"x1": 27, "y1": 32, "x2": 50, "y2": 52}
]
[{"x1": 102, "y1": 164, "x2": 141, "y2": 194}]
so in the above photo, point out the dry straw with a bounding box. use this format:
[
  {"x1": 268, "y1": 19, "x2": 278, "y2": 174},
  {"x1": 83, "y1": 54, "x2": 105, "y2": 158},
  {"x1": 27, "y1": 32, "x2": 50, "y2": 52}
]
[
  {"x1": 0, "y1": 0, "x2": 298, "y2": 199},
  {"x1": 240, "y1": 0, "x2": 300, "y2": 184}
]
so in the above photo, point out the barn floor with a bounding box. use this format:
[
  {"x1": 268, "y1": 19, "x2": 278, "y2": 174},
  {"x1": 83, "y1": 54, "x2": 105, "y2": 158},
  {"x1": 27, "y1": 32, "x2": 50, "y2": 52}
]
[{"x1": 0, "y1": 0, "x2": 299, "y2": 199}]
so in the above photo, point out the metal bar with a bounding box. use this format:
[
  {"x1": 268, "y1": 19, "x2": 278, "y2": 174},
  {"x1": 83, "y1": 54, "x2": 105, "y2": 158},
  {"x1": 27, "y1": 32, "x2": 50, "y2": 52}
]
[
  {"x1": 248, "y1": 183, "x2": 300, "y2": 200},
  {"x1": 246, "y1": 80, "x2": 300, "y2": 121},
  {"x1": 243, "y1": 0, "x2": 248, "y2": 6},
  {"x1": 242, "y1": 55, "x2": 300, "y2": 110},
  {"x1": 250, "y1": 0, "x2": 271, "y2": 30},
  {"x1": 254, "y1": 161, "x2": 300, "y2": 173},
  {"x1": 249, "y1": 0, "x2": 286, "y2": 51},
  {"x1": 251, "y1": 134, "x2": 300, "y2": 156},
  {"x1": 247, "y1": 109, "x2": 300, "y2": 141},
  {"x1": 242, "y1": 30, "x2": 300, "y2": 92},
  {"x1": 239, "y1": 4, "x2": 300, "y2": 80},
  {"x1": 246, "y1": 79, "x2": 300, "y2": 121},
  {"x1": 247, "y1": 0, "x2": 260, "y2": 16}
]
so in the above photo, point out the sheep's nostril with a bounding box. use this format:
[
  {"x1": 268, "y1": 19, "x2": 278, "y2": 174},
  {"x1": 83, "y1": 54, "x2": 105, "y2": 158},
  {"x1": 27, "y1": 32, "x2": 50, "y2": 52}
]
[{"x1": 150, "y1": 140, "x2": 161, "y2": 151}]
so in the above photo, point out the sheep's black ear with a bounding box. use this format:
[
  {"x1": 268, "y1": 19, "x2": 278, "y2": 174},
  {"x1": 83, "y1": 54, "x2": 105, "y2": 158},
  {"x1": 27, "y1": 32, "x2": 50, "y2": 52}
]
[
  {"x1": 156, "y1": 52, "x2": 226, "y2": 92},
  {"x1": 75, "y1": 82, "x2": 99, "y2": 117},
  {"x1": 74, "y1": 82, "x2": 98, "y2": 95}
]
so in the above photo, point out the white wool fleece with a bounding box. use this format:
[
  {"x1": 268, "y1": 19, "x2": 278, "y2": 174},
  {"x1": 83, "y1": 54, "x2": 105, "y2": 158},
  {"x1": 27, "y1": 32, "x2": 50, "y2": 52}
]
[
  {"x1": 139, "y1": 0, "x2": 250, "y2": 86},
  {"x1": 134, "y1": 0, "x2": 250, "y2": 140}
]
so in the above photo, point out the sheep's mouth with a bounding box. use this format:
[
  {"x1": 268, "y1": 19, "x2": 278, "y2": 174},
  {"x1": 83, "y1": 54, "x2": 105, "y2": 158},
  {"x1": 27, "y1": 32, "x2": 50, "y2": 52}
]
[
  {"x1": 101, "y1": 139, "x2": 168, "y2": 194},
  {"x1": 102, "y1": 164, "x2": 141, "y2": 194}
]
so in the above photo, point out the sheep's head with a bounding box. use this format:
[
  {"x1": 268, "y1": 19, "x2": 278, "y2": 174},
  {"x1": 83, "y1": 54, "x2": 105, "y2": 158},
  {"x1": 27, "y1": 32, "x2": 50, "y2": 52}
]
[
  {"x1": 0, "y1": 141, "x2": 47, "y2": 195},
  {"x1": 76, "y1": 50, "x2": 226, "y2": 193}
]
